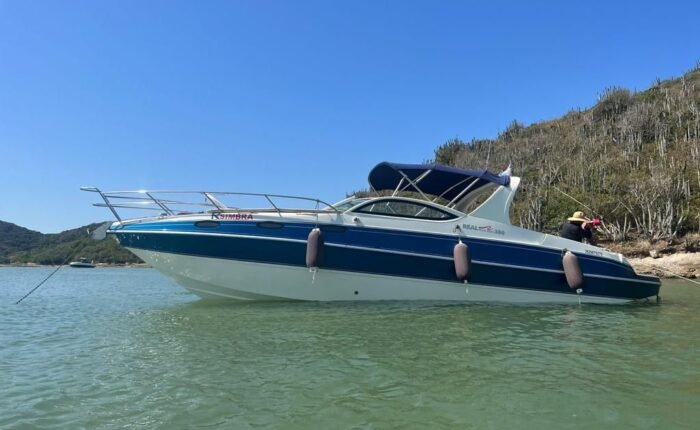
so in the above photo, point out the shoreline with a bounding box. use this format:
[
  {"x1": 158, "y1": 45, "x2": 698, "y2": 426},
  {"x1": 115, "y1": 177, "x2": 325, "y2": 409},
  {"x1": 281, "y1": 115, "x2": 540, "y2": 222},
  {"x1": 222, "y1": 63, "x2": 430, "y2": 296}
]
[{"x1": 627, "y1": 253, "x2": 700, "y2": 279}]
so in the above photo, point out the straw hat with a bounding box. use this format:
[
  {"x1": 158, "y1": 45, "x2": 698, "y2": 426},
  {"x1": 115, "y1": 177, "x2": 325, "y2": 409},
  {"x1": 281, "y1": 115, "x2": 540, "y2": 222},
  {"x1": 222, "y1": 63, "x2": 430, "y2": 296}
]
[{"x1": 568, "y1": 211, "x2": 589, "y2": 223}]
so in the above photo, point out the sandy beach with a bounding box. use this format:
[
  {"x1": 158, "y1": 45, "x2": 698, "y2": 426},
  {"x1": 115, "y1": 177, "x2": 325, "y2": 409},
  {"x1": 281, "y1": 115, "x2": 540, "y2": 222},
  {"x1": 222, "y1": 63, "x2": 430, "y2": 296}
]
[{"x1": 628, "y1": 252, "x2": 700, "y2": 279}]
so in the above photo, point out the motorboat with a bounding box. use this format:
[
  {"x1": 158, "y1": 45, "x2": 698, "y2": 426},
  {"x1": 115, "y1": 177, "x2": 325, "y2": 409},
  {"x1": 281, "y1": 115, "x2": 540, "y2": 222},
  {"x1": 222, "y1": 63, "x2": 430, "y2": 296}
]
[
  {"x1": 69, "y1": 258, "x2": 96, "y2": 268},
  {"x1": 81, "y1": 162, "x2": 661, "y2": 303}
]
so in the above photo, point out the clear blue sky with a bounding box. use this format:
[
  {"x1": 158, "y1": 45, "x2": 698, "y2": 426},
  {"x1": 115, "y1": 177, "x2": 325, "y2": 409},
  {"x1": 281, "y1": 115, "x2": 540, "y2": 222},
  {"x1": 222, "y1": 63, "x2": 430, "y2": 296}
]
[{"x1": 1, "y1": 0, "x2": 699, "y2": 233}]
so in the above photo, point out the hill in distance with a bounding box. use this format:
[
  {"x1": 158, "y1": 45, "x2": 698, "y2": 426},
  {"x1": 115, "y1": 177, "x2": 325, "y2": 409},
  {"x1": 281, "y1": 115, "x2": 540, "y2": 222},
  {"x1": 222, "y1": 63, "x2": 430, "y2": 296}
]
[{"x1": 0, "y1": 221, "x2": 142, "y2": 265}]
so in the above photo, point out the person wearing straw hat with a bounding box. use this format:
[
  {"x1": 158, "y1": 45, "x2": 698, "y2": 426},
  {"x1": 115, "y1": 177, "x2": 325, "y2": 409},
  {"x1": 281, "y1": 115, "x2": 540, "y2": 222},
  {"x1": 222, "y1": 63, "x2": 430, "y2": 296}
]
[{"x1": 559, "y1": 211, "x2": 597, "y2": 244}]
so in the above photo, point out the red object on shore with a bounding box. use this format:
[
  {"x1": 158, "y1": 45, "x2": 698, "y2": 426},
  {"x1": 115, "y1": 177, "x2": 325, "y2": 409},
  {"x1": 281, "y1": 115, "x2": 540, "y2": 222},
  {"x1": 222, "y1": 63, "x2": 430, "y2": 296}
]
[{"x1": 589, "y1": 218, "x2": 602, "y2": 227}]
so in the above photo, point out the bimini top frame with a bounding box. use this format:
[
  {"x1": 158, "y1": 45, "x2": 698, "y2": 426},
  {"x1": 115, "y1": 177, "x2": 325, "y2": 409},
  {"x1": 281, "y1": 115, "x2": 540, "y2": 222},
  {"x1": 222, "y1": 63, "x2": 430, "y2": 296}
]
[
  {"x1": 80, "y1": 187, "x2": 340, "y2": 222},
  {"x1": 367, "y1": 162, "x2": 510, "y2": 208}
]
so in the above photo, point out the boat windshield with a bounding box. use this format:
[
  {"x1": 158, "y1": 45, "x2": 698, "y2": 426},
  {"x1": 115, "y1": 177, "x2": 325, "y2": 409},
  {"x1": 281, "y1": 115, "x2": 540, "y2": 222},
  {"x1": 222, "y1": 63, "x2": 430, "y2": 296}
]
[
  {"x1": 352, "y1": 199, "x2": 457, "y2": 220},
  {"x1": 328, "y1": 197, "x2": 371, "y2": 212}
]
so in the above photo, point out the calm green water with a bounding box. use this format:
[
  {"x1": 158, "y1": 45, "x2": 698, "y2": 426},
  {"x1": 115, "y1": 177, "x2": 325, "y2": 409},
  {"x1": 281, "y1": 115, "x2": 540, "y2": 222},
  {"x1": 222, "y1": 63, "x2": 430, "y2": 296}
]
[{"x1": 1, "y1": 268, "x2": 699, "y2": 429}]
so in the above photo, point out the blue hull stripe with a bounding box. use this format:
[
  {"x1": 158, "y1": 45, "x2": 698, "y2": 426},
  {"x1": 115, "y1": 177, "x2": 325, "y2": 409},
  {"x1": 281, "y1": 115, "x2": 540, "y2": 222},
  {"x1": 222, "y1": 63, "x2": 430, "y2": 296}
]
[
  {"x1": 115, "y1": 221, "x2": 645, "y2": 277},
  {"x1": 112, "y1": 226, "x2": 660, "y2": 300},
  {"x1": 114, "y1": 221, "x2": 634, "y2": 277}
]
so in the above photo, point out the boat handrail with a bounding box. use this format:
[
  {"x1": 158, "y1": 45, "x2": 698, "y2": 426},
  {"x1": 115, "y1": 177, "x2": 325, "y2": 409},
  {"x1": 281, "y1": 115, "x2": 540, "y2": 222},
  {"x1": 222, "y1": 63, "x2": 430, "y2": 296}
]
[{"x1": 80, "y1": 187, "x2": 340, "y2": 221}]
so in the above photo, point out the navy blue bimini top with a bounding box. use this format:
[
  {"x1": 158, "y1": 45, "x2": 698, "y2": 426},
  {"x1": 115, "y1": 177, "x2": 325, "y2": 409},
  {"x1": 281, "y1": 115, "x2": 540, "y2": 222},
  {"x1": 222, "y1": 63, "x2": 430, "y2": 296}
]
[{"x1": 368, "y1": 162, "x2": 510, "y2": 201}]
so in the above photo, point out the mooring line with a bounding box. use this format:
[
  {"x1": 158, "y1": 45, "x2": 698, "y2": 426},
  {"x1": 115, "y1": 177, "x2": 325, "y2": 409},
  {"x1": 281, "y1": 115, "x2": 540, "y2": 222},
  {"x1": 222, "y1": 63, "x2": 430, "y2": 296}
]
[
  {"x1": 15, "y1": 255, "x2": 72, "y2": 304},
  {"x1": 552, "y1": 186, "x2": 602, "y2": 218}
]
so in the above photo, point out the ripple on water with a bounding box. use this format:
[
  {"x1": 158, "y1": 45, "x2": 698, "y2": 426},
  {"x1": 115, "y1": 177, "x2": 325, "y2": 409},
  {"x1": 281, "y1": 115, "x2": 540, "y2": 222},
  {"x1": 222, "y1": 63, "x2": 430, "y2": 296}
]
[{"x1": 1, "y1": 269, "x2": 699, "y2": 429}]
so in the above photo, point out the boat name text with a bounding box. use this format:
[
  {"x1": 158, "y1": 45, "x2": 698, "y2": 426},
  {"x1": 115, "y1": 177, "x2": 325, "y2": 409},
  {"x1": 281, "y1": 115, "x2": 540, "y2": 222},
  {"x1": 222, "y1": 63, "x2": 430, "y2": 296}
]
[
  {"x1": 212, "y1": 213, "x2": 254, "y2": 220},
  {"x1": 462, "y1": 224, "x2": 505, "y2": 235}
]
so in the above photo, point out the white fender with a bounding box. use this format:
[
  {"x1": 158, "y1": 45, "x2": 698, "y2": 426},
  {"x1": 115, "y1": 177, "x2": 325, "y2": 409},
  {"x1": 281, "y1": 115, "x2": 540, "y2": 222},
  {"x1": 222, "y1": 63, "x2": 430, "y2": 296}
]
[
  {"x1": 454, "y1": 242, "x2": 471, "y2": 281},
  {"x1": 306, "y1": 228, "x2": 323, "y2": 268},
  {"x1": 562, "y1": 251, "x2": 583, "y2": 289}
]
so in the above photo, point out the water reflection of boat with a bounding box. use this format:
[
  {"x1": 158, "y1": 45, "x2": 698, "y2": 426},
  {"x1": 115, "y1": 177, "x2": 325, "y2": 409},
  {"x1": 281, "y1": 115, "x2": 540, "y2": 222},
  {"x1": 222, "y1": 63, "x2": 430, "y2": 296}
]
[
  {"x1": 69, "y1": 258, "x2": 95, "y2": 268},
  {"x1": 82, "y1": 162, "x2": 661, "y2": 303}
]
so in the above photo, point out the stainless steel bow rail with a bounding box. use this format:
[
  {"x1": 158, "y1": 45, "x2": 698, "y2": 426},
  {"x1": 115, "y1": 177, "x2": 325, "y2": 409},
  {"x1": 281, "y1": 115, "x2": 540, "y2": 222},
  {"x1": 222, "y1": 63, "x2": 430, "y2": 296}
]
[{"x1": 80, "y1": 187, "x2": 340, "y2": 221}]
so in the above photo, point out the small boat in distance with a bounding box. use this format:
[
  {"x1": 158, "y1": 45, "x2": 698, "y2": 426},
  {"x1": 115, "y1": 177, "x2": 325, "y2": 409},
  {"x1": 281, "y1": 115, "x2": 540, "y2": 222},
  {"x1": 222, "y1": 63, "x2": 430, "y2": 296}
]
[
  {"x1": 69, "y1": 258, "x2": 95, "y2": 268},
  {"x1": 81, "y1": 161, "x2": 661, "y2": 303}
]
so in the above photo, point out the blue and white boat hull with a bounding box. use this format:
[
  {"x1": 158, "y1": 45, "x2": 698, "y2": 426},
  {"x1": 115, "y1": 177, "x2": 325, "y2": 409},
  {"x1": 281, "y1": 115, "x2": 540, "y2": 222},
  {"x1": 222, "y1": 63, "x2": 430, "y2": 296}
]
[
  {"x1": 111, "y1": 218, "x2": 660, "y2": 304},
  {"x1": 127, "y1": 247, "x2": 634, "y2": 304}
]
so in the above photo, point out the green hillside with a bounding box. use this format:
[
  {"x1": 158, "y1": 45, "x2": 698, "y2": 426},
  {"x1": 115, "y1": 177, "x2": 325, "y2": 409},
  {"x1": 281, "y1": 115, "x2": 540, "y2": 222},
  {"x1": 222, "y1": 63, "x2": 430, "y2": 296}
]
[
  {"x1": 0, "y1": 221, "x2": 142, "y2": 265},
  {"x1": 0, "y1": 221, "x2": 44, "y2": 256},
  {"x1": 433, "y1": 65, "x2": 700, "y2": 242}
]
